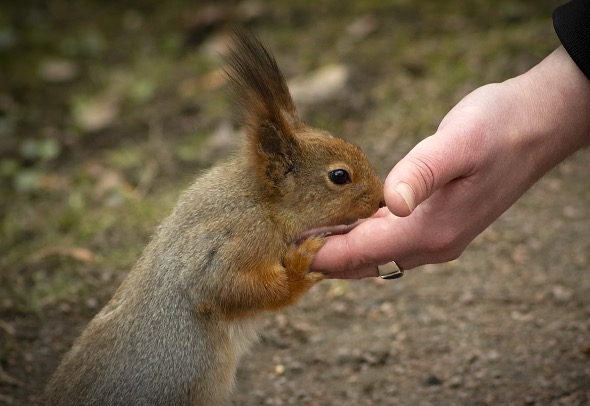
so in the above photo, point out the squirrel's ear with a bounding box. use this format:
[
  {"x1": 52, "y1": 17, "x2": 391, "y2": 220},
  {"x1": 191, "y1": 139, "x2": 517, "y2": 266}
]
[
  {"x1": 252, "y1": 118, "x2": 299, "y2": 179},
  {"x1": 225, "y1": 30, "x2": 302, "y2": 190}
]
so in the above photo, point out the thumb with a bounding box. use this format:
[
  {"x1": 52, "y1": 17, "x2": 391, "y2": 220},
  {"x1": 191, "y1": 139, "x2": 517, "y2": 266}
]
[{"x1": 384, "y1": 134, "x2": 473, "y2": 216}]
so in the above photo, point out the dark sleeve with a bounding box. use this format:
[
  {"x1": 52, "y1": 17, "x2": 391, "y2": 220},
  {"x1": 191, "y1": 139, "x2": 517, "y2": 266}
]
[{"x1": 553, "y1": 0, "x2": 590, "y2": 80}]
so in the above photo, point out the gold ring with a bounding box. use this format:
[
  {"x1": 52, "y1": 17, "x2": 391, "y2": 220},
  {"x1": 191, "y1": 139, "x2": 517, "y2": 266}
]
[{"x1": 378, "y1": 261, "x2": 404, "y2": 280}]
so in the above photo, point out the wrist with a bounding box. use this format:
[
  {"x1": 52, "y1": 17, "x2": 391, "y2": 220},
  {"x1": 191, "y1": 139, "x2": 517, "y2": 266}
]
[{"x1": 505, "y1": 46, "x2": 590, "y2": 178}]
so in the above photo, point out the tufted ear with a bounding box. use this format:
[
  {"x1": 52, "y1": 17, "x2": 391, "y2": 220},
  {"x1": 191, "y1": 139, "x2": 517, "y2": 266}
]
[
  {"x1": 225, "y1": 30, "x2": 302, "y2": 193},
  {"x1": 253, "y1": 120, "x2": 299, "y2": 189}
]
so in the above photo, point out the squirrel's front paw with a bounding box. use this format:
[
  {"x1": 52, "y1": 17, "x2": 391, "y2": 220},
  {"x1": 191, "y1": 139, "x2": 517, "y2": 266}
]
[{"x1": 283, "y1": 237, "x2": 325, "y2": 283}]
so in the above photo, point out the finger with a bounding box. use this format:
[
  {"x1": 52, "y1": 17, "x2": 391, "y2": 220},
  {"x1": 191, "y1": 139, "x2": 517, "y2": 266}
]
[
  {"x1": 384, "y1": 134, "x2": 474, "y2": 217},
  {"x1": 311, "y1": 212, "x2": 416, "y2": 277},
  {"x1": 307, "y1": 207, "x2": 392, "y2": 276},
  {"x1": 321, "y1": 264, "x2": 379, "y2": 280},
  {"x1": 310, "y1": 231, "x2": 379, "y2": 279}
]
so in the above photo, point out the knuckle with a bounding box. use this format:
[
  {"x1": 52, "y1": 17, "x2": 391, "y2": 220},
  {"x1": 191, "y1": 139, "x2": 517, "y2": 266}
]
[
  {"x1": 343, "y1": 236, "x2": 372, "y2": 269},
  {"x1": 406, "y1": 154, "x2": 441, "y2": 198}
]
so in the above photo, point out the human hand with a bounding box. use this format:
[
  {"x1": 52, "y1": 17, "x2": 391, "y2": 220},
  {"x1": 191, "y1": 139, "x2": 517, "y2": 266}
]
[{"x1": 312, "y1": 47, "x2": 590, "y2": 279}]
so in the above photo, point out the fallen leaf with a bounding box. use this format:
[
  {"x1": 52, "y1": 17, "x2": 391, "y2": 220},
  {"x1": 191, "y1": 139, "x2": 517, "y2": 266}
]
[
  {"x1": 27, "y1": 246, "x2": 95, "y2": 264},
  {"x1": 288, "y1": 64, "x2": 349, "y2": 105}
]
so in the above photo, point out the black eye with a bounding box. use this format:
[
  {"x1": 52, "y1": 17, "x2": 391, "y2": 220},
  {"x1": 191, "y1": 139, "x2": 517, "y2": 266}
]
[{"x1": 329, "y1": 169, "x2": 351, "y2": 185}]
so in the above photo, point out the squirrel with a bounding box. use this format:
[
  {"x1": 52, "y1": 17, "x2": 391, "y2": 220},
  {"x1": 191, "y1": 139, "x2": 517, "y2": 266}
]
[{"x1": 40, "y1": 31, "x2": 384, "y2": 405}]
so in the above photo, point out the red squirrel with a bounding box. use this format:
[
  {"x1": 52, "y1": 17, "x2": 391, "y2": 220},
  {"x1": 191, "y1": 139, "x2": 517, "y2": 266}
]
[{"x1": 41, "y1": 31, "x2": 384, "y2": 405}]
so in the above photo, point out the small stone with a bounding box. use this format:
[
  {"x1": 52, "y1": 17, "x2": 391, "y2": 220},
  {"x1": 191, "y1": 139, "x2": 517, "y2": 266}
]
[
  {"x1": 274, "y1": 364, "x2": 285, "y2": 375},
  {"x1": 459, "y1": 291, "x2": 475, "y2": 305},
  {"x1": 449, "y1": 375, "x2": 463, "y2": 388},
  {"x1": 425, "y1": 375, "x2": 443, "y2": 386},
  {"x1": 551, "y1": 285, "x2": 573, "y2": 303},
  {"x1": 523, "y1": 395, "x2": 536, "y2": 405},
  {"x1": 86, "y1": 298, "x2": 98, "y2": 309}
]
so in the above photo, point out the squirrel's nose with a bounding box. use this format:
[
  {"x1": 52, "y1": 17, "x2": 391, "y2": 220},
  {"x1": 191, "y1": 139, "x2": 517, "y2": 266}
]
[{"x1": 379, "y1": 199, "x2": 386, "y2": 208}]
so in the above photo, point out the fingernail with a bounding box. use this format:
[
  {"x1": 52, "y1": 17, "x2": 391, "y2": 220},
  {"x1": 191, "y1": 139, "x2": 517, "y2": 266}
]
[{"x1": 395, "y1": 182, "x2": 415, "y2": 213}]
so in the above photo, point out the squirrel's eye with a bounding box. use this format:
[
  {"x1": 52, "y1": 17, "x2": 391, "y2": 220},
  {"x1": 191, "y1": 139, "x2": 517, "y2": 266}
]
[{"x1": 328, "y1": 169, "x2": 351, "y2": 185}]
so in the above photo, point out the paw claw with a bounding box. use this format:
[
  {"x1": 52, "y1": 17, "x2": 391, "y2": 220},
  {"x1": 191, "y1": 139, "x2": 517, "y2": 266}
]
[
  {"x1": 307, "y1": 272, "x2": 325, "y2": 283},
  {"x1": 282, "y1": 237, "x2": 325, "y2": 280},
  {"x1": 299, "y1": 236, "x2": 325, "y2": 256}
]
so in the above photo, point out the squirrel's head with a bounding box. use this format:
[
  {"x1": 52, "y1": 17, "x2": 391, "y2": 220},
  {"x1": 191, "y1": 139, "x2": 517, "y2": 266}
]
[{"x1": 226, "y1": 31, "x2": 384, "y2": 237}]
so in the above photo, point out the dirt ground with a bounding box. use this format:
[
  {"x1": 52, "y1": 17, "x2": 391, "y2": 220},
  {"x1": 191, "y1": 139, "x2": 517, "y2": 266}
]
[{"x1": 1, "y1": 1, "x2": 589, "y2": 405}]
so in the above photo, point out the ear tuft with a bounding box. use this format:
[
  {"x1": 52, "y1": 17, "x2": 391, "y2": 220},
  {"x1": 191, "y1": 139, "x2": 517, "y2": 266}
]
[
  {"x1": 224, "y1": 30, "x2": 300, "y2": 131},
  {"x1": 224, "y1": 30, "x2": 302, "y2": 192}
]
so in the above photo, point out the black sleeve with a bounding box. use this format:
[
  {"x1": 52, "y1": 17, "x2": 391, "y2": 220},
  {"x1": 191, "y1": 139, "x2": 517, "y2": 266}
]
[
  {"x1": 553, "y1": 0, "x2": 590, "y2": 80},
  {"x1": 553, "y1": 0, "x2": 590, "y2": 79}
]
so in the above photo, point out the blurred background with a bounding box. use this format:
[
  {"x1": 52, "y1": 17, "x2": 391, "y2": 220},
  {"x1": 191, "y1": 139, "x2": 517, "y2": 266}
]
[{"x1": 1, "y1": 1, "x2": 589, "y2": 404}]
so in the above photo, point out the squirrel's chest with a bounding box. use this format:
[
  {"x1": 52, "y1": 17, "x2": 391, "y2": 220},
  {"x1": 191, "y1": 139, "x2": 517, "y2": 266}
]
[{"x1": 226, "y1": 317, "x2": 263, "y2": 361}]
